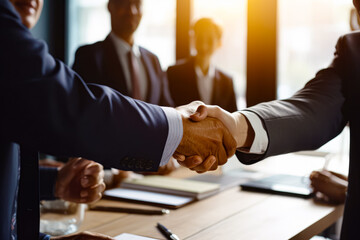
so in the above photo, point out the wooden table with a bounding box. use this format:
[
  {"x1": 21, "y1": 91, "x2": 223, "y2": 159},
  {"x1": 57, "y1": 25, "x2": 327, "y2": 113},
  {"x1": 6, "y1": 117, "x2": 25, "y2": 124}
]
[{"x1": 78, "y1": 171, "x2": 344, "y2": 240}]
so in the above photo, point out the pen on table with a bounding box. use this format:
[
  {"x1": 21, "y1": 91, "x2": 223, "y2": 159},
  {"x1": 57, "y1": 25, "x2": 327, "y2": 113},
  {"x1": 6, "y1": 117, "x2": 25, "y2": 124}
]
[
  {"x1": 89, "y1": 206, "x2": 170, "y2": 215},
  {"x1": 157, "y1": 222, "x2": 180, "y2": 240}
]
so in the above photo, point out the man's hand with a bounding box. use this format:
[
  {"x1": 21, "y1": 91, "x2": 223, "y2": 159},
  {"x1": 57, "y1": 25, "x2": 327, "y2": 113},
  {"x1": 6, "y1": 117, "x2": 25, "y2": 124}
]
[
  {"x1": 174, "y1": 102, "x2": 237, "y2": 173},
  {"x1": 50, "y1": 231, "x2": 114, "y2": 240},
  {"x1": 173, "y1": 102, "x2": 256, "y2": 172},
  {"x1": 190, "y1": 105, "x2": 254, "y2": 149},
  {"x1": 55, "y1": 158, "x2": 105, "y2": 204},
  {"x1": 310, "y1": 170, "x2": 348, "y2": 204}
]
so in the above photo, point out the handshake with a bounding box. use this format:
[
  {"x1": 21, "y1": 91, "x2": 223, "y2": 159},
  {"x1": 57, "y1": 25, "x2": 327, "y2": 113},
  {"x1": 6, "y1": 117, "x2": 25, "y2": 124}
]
[{"x1": 173, "y1": 101, "x2": 255, "y2": 173}]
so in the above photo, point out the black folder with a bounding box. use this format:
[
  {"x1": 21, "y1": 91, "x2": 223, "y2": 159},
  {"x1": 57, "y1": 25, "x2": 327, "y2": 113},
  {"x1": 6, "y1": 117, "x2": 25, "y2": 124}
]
[{"x1": 240, "y1": 174, "x2": 313, "y2": 198}]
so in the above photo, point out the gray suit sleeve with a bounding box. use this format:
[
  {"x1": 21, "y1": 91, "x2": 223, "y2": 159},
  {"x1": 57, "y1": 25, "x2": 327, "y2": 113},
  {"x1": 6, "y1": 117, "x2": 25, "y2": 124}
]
[{"x1": 236, "y1": 37, "x2": 348, "y2": 165}]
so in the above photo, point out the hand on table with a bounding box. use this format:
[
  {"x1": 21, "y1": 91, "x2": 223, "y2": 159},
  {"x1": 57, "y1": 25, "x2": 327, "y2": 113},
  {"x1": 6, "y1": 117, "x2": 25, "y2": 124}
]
[
  {"x1": 55, "y1": 157, "x2": 105, "y2": 204},
  {"x1": 50, "y1": 231, "x2": 114, "y2": 240},
  {"x1": 310, "y1": 170, "x2": 348, "y2": 204},
  {"x1": 174, "y1": 101, "x2": 237, "y2": 173}
]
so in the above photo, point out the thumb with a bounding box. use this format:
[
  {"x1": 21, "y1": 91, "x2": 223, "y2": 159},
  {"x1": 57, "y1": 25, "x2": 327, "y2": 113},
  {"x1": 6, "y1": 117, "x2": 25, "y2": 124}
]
[
  {"x1": 190, "y1": 105, "x2": 224, "y2": 122},
  {"x1": 190, "y1": 105, "x2": 208, "y2": 121}
]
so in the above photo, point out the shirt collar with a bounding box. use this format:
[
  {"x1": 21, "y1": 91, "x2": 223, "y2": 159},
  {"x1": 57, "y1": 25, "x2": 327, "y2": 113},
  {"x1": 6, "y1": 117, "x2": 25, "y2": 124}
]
[
  {"x1": 195, "y1": 64, "x2": 216, "y2": 80},
  {"x1": 110, "y1": 32, "x2": 141, "y2": 57}
]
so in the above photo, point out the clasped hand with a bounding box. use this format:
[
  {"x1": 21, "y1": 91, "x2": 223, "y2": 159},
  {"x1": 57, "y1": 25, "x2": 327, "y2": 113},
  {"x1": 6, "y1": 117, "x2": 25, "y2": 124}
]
[
  {"x1": 173, "y1": 102, "x2": 236, "y2": 173},
  {"x1": 174, "y1": 101, "x2": 254, "y2": 173}
]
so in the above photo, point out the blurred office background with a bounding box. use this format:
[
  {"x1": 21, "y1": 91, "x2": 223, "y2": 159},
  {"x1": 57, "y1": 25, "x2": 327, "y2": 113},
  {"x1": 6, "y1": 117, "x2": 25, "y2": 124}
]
[
  {"x1": 30, "y1": 0, "x2": 353, "y2": 108},
  {"x1": 30, "y1": 0, "x2": 353, "y2": 172}
]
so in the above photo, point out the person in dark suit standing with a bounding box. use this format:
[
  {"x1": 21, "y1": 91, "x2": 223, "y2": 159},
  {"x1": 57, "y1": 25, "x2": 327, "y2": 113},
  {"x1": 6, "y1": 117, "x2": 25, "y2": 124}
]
[
  {"x1": 0, "y1": 0, "x2": 237, "y2": 239},
  {"x1": 73, "y1": 0, "x2": 173, "y2": 107},
  {"x1": 167, "y1": 18, "x2": 237, "y2": 113},
  {"x1": 74, "y1": 0, "x2": 176, "y2": 179},
  {"x1": 182, "y1": 1, "x2": 360, "y2": 238}
]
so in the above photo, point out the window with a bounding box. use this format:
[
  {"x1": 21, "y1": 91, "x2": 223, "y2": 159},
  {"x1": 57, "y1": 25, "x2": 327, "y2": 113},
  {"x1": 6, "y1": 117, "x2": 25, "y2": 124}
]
[
  {"x1": 193, "y1": 0, "x2": 247, "y2": 108},
  {"x1": 277, "y1": 0, "x2": 353, "y2": 99},
  {"x1": 135, "y1": 0, "x2": 176, "y2": 69},
  {"x1": 66, "y1": 0, "x2": 176, "y2": 69}
]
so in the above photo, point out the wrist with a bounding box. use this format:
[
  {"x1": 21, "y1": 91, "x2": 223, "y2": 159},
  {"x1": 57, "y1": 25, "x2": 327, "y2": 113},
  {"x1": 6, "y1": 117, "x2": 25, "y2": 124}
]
[{"x1": 233, "y1": 113, "x2": 255, "y2": 148}]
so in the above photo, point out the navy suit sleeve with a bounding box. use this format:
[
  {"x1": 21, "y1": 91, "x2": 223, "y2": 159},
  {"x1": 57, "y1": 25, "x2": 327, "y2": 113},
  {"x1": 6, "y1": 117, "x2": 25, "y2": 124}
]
[
  {"x1": 0, "y1": 0, "x2": 169, "y2": 171},
  {"x1": 236, "y1": 36, "x2": 348, "y2": 164}
]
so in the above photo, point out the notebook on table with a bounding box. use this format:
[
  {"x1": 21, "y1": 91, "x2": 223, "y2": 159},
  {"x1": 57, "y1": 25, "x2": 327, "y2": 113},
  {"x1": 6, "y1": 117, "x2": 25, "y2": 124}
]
[
  {"x1": 240, "y1": 174, "x2": 313, "y2": 198},
  {"x1": 120, "y1": 175, "x2": 220, "y2": 200}
]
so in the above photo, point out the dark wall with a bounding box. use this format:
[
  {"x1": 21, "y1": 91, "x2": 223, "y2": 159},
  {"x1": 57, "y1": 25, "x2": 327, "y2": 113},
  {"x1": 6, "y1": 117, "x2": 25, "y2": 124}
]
[{"x1": 30, "y1": 1, "x2": 66, "y2": 61}]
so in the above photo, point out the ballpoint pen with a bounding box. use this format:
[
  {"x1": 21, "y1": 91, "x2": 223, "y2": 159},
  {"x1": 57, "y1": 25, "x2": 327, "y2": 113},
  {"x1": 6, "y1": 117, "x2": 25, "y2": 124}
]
[
  {"x1": 90, "y1": 206, "x2": 170, "y2": 215},
  {"x1": 156, "y1": 223, "x2": 180, "y2": 240}
]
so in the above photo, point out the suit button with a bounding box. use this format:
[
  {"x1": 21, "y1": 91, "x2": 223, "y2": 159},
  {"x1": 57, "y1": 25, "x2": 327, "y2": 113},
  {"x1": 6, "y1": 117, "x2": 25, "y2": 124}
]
[
  {"x1": 135, "y1": 159, "x2": 142, "y2": 169},
  {"x1": 127, "y1": 158, "x2": 136, "y2": 169},
  {"x1": 121, "y1": 157, "x2": 129, "y2": 168},
  {"x1": 145, "y1": 160, "x2": 154, "y2": 170}
]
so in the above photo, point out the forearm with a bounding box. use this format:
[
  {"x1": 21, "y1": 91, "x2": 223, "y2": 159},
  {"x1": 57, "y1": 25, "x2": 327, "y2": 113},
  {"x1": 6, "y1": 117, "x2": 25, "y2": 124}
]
[{"x1": 231, "y1": 112, "x2": 255, "y2": 149}]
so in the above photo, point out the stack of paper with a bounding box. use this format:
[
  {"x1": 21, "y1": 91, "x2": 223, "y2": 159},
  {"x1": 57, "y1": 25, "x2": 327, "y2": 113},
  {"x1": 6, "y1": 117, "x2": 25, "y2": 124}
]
[
  {"x1": 121, "y1": 176, "x2": 220, "y2": 200},
  {"x1": 115, "y1": 233, "x2": 158, "y2": 240}
]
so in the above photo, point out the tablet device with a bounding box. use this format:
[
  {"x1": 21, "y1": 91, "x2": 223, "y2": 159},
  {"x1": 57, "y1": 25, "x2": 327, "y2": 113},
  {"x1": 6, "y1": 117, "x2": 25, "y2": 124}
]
[{"x1": 240, "y1": 174, "x2": 313, "y2": 198}]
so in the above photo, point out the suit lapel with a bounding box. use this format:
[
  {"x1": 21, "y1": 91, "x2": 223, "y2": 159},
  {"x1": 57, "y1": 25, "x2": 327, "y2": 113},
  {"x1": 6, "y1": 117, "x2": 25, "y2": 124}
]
[
  {"x1": 103, "y1": 35, "x2": 129, "y2": 95},
  {"x1": 211, "y1": 69, "x2": 221, "y2": 105},
  {"x1": 139, "y1": 47, "x2": 159, "y2": 103},
  {"x1": 188, "y1": 57, "x2": 202, "y2": 101}
]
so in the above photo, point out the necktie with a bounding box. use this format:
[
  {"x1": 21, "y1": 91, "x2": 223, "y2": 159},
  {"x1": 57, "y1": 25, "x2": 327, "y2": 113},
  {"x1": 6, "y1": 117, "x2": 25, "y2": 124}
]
[{"x1": 127, "y1": 50, "x2": 142, "y2": 100}]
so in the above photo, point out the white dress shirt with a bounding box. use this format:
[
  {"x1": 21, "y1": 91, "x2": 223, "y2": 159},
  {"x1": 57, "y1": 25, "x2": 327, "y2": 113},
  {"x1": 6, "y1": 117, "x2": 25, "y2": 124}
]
[
  {"x1": 195, "y1": 64, "x2": 215, "y2": 105},
  {"x1": 110, "y1": 32, "x2": 148, "y2": 100},
  {"x1": 159, "y1": 107, "x2": 183, "y2": 166},
  {"x1": 239, "y1": 111, "x2": 269, "y2": 154}
]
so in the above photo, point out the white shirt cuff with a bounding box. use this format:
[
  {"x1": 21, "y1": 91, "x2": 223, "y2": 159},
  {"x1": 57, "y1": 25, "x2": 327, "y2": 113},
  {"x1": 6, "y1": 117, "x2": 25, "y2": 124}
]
[
  {"x1": 159, "y1": 107, "x2": 183, "y2": 166},
  {"x1": 239, "y1": 111, "x2": 268, "y2": 154}
]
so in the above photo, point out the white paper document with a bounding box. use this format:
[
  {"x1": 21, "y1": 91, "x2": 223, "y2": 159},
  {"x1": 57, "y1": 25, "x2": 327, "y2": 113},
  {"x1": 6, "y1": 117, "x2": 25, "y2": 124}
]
[
  {"x1": 104, "y1": 188, "x2": 194, "y2": 208},
  {"x1": 115, "y1": 233, "x2": 158, "y2": 240}
]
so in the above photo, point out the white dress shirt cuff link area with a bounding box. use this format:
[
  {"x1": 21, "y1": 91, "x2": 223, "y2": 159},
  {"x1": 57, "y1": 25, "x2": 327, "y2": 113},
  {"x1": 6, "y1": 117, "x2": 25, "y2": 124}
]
[
  {"x1": 159, "y1": 107, "x2": 183, "y2": 166},
  {"x1": 239, "y1": 111, "x2": 269, "y2": 154}
]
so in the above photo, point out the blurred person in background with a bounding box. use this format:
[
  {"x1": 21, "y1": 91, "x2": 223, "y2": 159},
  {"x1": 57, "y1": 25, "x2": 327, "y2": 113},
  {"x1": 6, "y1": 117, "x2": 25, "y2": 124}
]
[{"x1": 167, "y1": 18, "x2": 237, "y2": 112}]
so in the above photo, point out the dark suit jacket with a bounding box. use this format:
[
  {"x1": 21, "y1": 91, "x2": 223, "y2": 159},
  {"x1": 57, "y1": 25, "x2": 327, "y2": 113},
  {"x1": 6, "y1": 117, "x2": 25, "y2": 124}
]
[
  {"x1": 167, "y1": 57, "x2": 237, "y2": 112},
  {"x1": 73, "y1": 35, "x2": 174, "y2": 106},
  {"x1": 0, "y1": 1, "x2": 170, "y2": 239},
  {"x1": 236, "y1": 33, "x2": 360, "y2": 239}
]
